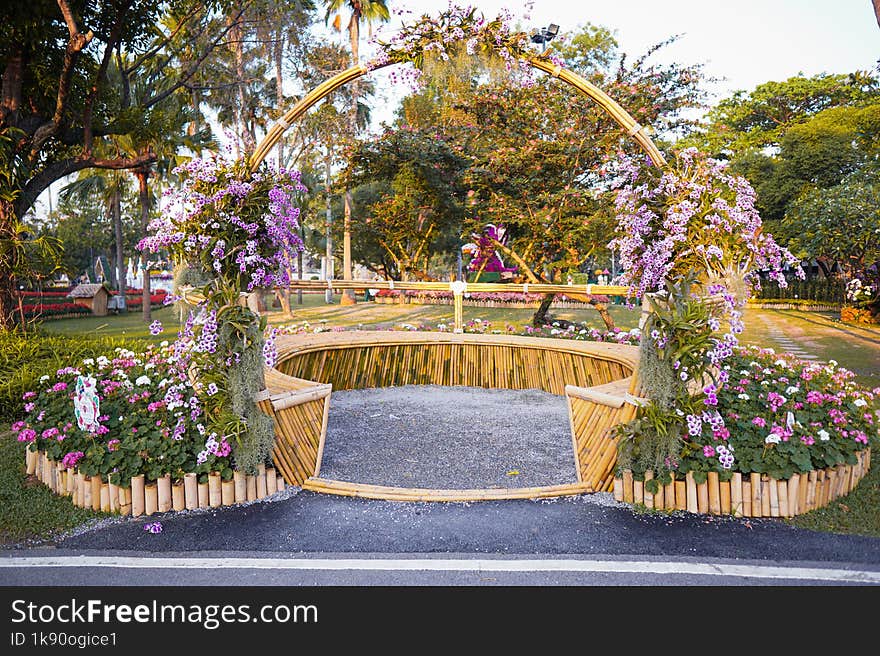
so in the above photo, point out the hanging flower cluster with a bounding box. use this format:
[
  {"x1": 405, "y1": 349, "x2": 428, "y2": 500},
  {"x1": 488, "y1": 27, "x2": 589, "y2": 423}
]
[
  {"x1": 367, "y1": 3, "x2": 557, "y2": 90},
  {"x1": 608, "y1": 148, "x2": 802, "y2": 303},
  {"x1": 138, "y1": 155, "x2": 306, "y2": 294},
  {"x1": 138, "y1": 154, "x2": 307, "y2": 475}
]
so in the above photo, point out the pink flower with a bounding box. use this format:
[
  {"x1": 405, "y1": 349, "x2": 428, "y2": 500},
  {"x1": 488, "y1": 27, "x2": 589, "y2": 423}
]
[
  {"x1": 17, "y1": 428, "x2": 36, "y2": 443},
  {"x1": 21, "y1": 391, "x2": 36, "y2": 400},
  {"x1": 752, "y1": 417, "x2": 766, "y2": 428},
  {"x1": 800, "y1": 435, "x2": 815, "y2": 446},
  {"x1": 24, "y1": 402, "x2": 35, "y2": 413},
  {"x1": 703, "y1": 445, "x2": 716, "y2": 457}
]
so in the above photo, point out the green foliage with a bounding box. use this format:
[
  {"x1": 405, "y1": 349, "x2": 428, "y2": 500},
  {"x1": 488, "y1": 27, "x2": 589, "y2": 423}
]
[
  {"x1": 0, "y1": 329, "x2": 138, "y2": 417},
  {"x1": 686, "y1": 72, "x2": 878, "y2": 155}
]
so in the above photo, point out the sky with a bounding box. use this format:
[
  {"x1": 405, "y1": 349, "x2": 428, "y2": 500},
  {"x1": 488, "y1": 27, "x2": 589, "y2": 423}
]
[
  {"x1": 379, "y1": 1, "x2": 879, "y2": 95},
  {"x1": 359, "y1": 0, "x2": 879, "y2": 123}
]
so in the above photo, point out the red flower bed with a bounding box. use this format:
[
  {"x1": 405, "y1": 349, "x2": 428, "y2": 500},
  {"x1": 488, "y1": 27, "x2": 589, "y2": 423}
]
[{"x1": 20, "y1": 302, "x2": 90, "y2": 318}]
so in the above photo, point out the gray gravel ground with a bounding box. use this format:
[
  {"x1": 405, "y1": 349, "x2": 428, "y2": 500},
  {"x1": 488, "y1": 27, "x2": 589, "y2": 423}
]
[{"x1": 320, "y1": 385, "x2": 577, "y2": 489}]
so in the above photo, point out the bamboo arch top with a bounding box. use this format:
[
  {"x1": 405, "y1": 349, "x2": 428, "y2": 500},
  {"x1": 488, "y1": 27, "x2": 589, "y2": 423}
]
[{"x1": 249, "y1": 55, "x2": 667, "y2": 170}]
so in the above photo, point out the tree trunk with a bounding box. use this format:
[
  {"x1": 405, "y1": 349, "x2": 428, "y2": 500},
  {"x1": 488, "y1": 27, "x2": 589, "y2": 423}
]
[
  {"x1": 874, "y1": 0, "x2": 880, "y2": 28},
  {"x1": 0, "y1": 199, "x2": 17, "y2": 330},
  {"x1": 340, "y1": 11, "x2": 360, "y2": 306},
  {"x1": 531, "y1": 294, "x2": 555, "y2": 327},
  {"x1": 136, "y1": 168, "x2": 152, "y2": 323},
  {"x1": 112, "y1": 184, "x2": 126, "y2": 311},
  {"x1": 324, "y1": 149, "x2": 334, "y2": 304}
]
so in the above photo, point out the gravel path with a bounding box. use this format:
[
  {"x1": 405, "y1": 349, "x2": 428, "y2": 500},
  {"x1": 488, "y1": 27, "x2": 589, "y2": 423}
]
[{"x1": 320, "y1": 385, "x2": 577, "y2": 489}]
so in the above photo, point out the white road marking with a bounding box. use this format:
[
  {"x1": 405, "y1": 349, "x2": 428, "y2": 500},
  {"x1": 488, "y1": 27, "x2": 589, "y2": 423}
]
[{"x1": 1, "y1": 556, "x2": 878, "y2": 583}]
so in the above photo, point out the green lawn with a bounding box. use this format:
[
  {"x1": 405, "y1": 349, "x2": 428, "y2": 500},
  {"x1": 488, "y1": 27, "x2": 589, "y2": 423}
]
[
  {"x1": 0, "y1": 426, "x2": 107, "y2": 546},
  {"x1": 37, "y1": 304, "x2": 182, "y2": 342}
]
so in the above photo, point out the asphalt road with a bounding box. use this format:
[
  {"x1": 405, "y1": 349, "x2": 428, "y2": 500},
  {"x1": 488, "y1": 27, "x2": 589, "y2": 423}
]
[{"x1": 3, "y1": 489, "x2": 880, "y2": 586}]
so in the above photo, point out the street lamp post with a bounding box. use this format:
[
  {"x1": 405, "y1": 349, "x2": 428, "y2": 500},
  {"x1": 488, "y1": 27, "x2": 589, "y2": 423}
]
[{"x1": 530, "y1": 23, "x2": 559, "y2": 50}]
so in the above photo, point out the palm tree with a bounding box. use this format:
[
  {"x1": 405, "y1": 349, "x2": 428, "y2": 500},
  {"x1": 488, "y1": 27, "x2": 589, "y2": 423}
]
[
  {"x1": 324, "y1": 0, "x2": 390, "y2": 304},
  {"x1": 60, "y1": 169, "x2": 131, "y2": 303},
  {"x1": 0, "y1": 219, "x2": 63, "y2": 330}
]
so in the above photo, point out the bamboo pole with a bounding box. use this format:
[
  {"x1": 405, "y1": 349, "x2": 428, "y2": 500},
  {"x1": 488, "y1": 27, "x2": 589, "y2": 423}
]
[
  {"x1": 622, "y1": 470, "x2": 633, "y2": 504},
  {"x1": 761, "y1": 475, "x2": 771, "y2": 517},
  {"x1": 90, "y1": 475, "x2": 102, "y2": 511},
  {"x1": 643, "y1": 471, "x2": 654, "y2": 510},
  {"x1": 198, "y1": 481, "x2": 209, "y2": 508},
  {"x1": 222, "y1": 479, "x2": 235, "y2": 506},
  {"x1": 633, "y1": 479, "x2": 643, "y2": 506},
  {"x1": 172, "y1": 482, "x2": 185, "y2": 511},
  {"x1": 787, "y1": 475, "x2": 800, "y2": 516},
  {"x1": 675, "y1": 481, "x2": 686, "y2": 511},
  {"x1": 685, "y1": 472, "x2": 698, "y2": 513},
  {"x1": 66, "y1": 468, "x2": 75, "y2": 498},
  {"x1": 768, "y1": 476, "x2": 779, "y2": 517},
  {"x1": 120, "y1": 486, "x2": 131, "y2": 516},
  {"x1": 613, "y1": 477, "x2": 623, "y2": 502},
  {"x1": 664, "y1": 474, "x2": 676, "y2": 511},
  {"x1": 777, "y1": 480, "x2": 789, "y2": 517},
  {"x1": 276, "y1": 474, "x2": 285, "y2": 492},
  {"x1": 707, "y1": 472, "x2": 720, "y2": 515},
  {"x1": 697, "y1": 479, "x2": 709, "y2": 514},
  {"x1": 131, "y1": 475, "x2": 145, "y2": 517},
  {"x1": 108, "y1": 482, "x2": 119, "y2": 513},
  {"x1": 157, "y1": 474, "x2": 172, "y2": 513},
  {"x1": 25, "y1": 448, "x2": 36, "y2": 475},
  {"x1": 208, "y1": 472, "x2": 222, "y2": 508},
  {"x1": 806, "y1": 471, "x2": 817, "y2": 511},
  {"x1": 742, "y1": 481, "x2": 752, "y2": 517},
  {"x1": 144, "y1": 482, "x2": 158, "y2": 516},
  {"x1": 719, "y1": 480, "x2": 731, "y2": 515},
  {"x1": 731, "y1": 473, "x2": 743, "y2": 517},
  {"x1": 74, "y1": 472, "x2": 84, "y2": 507},
  {"x1": 257, "y1": 464, "x2": 267, "y2": 499},
  {"x1": 246, "y1": 475, "x2": 257, "y2": 501},
  {"x1": 751, "y1": 473, "x2": 761, "y2": 517},
  {"x1": 100, "y1": 483, "x2": 110, "y2": 513},
  {"x1": 233, "y1": 470, "x2": 247, "y2": 503},
  {"x1": 184, "y1": 473, "x2": 198, "y2": 510},
  {"x1": 83, "y1": 476, "x2": 93, "y2": 510},
  {"x1": 266, "y1": 467, "x2": 277, "y2": 495}
]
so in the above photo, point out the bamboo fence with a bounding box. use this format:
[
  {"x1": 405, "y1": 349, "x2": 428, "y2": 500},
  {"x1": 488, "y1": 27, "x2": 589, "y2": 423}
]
[
  {"x1": 613, "y1": 448, "x2": 871, "y2": 517},
  {"x1": 25, "y1": 449, "x2": 286, "y2": 517}
]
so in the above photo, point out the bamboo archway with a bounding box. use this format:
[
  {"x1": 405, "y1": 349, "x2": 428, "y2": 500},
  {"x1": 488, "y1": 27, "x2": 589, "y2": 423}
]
[{"x1": 249, "y1": 57, "x2": 667, "y2": 171}]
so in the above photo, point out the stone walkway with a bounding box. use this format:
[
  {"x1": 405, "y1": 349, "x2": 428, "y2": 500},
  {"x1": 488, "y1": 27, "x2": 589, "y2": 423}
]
[{"x1": 756, "y1": 314, "x2": 820, "y2": 361}]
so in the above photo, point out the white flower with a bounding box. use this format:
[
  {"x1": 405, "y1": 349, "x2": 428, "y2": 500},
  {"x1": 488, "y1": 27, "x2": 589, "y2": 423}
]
[
  {"x1": 763, "y1": 368, "x2": 773, "y2": 375},
  {"x1": 854, "y1": 398, "x2": 867, "y2": 407},
  {"x1": 82, "y1": 358, "x2": 94, "y2": 366},
  {"x1": 737, "y1": 393, "x2": 750, "y2": 400},
  {"x1": 765, "y1": 434, "x2": 781, "y2": 444},
  {"x1": 785, "y1": 411, "x2": 797, "y2": 430},
  {"x1": 39, "y1": 375, "x2": 49, "y2": 383},
  {"x1": 740, "y1": 370, "x2": 750, "y2": 375},
  {"x1": 144, "y1": 363, "x2": 156, "y2": 370},
  {"x1": 785, "y1": 386, "x2": 800, "y2": 395},
  {"x1": 760, "y1": 380, "x2": 769, "y2": 386},
  {"x1": 774, "y1": 360, "x2": 786, "y2": 367},
  {"x1": 818, "y1": 429, "x2": 830, "y2": 441},
  {"x1": 135, "y1": 375, "x2": 151, "y2": 386}
]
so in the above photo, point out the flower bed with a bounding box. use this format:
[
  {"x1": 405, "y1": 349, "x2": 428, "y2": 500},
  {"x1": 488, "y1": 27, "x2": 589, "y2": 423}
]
[
  {"x1": 612, "y1": 345, "x2": 878, "y2": 514},
  {"x1": 19, "y1": 302, "x2": 91, "y2": 319},
  {"x1": 614, "y1": 449, "x2": 870, "y2": 517},
  {"x1": 372, "y1": 289, "x2": 610, "y2": 308},
  {"x1": 840, "y1": 305, "x2": 879, "y2": 325},
  {"x1": 746, "y1": 299, "x2": 840, "y2": 312}
]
